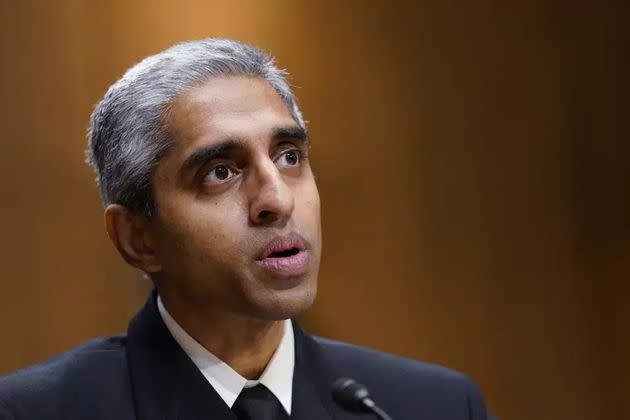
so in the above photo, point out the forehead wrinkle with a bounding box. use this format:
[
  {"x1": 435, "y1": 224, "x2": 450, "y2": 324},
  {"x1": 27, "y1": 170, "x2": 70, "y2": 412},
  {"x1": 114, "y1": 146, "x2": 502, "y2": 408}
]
[
  {"x1": 182, "y1": 75, "x2": 285, "y2": 116},
  {"x1": 162, "y1": 77, "x2": 298, "y2": 170},
  {"x1": 167, "y1": 75, "x2": 293, "y2": 135},
  {"x1": 180, "y1": 110, "x2": 296, "y2": 151}
]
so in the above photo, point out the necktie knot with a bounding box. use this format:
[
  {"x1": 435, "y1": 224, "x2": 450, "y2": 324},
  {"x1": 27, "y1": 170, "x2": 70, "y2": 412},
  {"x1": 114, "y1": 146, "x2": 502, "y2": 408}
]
[{"x1": 232, "y1": 384, "x2": 288, "y2": 420}]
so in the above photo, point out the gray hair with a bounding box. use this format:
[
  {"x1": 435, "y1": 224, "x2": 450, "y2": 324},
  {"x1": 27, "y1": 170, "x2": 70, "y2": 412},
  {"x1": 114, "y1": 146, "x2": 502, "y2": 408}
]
[{"x1": 86, "y1": 38, "x2": 305, "y2": 217}]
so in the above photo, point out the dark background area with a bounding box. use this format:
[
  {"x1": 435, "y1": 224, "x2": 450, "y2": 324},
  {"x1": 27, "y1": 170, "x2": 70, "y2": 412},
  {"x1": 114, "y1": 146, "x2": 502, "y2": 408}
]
[{"x1": 0, "y1": 1, "x2": 628, "y2": 419}]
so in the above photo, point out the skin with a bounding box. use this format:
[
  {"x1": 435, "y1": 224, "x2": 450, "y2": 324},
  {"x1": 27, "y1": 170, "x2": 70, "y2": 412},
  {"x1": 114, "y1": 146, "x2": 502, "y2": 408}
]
[{"x1": 104, "y1": 76, "x2": 322, "y2": 378}]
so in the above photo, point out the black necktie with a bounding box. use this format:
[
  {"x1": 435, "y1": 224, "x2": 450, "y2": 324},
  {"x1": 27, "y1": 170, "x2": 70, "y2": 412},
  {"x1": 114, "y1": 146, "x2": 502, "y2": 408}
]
[{"x1": 232, "y1": 384, "x2": 289, "y2": 420}]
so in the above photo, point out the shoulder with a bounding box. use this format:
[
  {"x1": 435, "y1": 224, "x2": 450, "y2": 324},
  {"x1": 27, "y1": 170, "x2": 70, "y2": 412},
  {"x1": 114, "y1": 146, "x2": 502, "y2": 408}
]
[
  {"x1": 314, "y1": 336, "x2": 488, "y2": 419},
  {"x1": 0, "y1": 336, "x2": 131, "y2": 419},
  {"x1": 315, "y1": 335, "x2": 470, "y2": 384}
]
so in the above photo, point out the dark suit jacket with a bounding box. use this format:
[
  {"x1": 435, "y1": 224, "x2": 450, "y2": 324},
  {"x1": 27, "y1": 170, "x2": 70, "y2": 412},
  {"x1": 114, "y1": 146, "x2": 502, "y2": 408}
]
[{"x1": 0, "y1": 292, "x2": 489, "y2": 419}]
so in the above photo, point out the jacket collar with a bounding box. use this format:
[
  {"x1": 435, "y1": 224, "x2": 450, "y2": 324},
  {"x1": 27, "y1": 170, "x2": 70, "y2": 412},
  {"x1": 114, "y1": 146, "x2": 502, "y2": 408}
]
[
  {"x1": 126, "y1": 290, "x2": 235, "y2": 420},
  {"x1": 126, "y1": 291, "x2": 367, "y2": 420}
]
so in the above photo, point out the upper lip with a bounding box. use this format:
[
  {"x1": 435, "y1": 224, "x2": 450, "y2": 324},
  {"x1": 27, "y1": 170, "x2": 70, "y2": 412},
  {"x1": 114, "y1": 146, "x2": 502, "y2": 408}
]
[{"x1": 256, "y1": 232, "x2": 307, "y2": 260}]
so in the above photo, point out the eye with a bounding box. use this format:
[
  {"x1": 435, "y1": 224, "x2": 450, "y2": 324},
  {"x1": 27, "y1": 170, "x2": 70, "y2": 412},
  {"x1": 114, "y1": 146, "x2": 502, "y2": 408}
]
[
  {"x1": 275, "y1": 149, "x2": 301, "y2": 168},
  {"x1": 203, "y1": 164, "x2": 238, "y2": 184}
]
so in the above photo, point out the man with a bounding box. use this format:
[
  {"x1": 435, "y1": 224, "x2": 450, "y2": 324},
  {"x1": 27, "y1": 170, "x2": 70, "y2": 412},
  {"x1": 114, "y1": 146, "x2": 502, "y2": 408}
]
[{"x1": 0, "y1": 38, "x2": 490, "y2": 419}]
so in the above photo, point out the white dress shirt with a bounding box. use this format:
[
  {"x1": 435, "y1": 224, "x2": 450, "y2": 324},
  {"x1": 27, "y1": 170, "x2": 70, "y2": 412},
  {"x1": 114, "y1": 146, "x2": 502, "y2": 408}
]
[{"x1": 157, "y1": 296, "x2": 295, "y2": 414}]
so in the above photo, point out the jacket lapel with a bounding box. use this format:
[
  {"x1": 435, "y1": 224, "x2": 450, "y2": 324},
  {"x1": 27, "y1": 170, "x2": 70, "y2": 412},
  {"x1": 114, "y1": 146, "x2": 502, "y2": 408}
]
[
  {"x1": 126, "y1": 291, "x2": 236, "y2": 420},
  {"x1": 125, "y1": 292, "x2": 370, "y2": 420},
  {"x1": 291, "y1": 321, "x2": 374, "y2": 420}
]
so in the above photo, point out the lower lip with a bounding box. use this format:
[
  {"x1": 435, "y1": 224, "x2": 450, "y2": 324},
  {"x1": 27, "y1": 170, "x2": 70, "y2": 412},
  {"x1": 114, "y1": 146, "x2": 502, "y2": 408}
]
[{"x1": 255, "y1": 250, "x2": 310, "y2": 276}]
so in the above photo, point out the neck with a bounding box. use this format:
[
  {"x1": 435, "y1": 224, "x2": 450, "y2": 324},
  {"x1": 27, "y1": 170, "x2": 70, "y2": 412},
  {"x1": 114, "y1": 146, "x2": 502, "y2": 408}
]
[{"x1": 159, "y1": 291, "x2": 285, "y2": 380}]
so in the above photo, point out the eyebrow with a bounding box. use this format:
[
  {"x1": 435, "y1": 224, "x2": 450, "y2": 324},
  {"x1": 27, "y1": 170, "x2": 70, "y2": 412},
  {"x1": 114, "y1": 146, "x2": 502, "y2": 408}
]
[
  {"x1": 179, "y1": 140, "x2": 240, "y2": 176},
  {"x1": 273, "y1": 126, "x2": 307, "y2": 142},
  {"x1": 179, "y1": 125, "x2": 308, "y2": 175}
]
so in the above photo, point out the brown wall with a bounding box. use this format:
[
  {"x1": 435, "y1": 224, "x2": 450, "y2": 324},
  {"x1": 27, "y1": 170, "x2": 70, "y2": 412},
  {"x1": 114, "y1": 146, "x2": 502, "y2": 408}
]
[{"x1": 0, "y1": 1, "x2": 627, "y2": 419}]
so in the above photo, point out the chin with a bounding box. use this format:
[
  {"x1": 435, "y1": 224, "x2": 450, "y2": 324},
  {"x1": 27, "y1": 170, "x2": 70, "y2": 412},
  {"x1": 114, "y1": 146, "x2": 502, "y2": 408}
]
[{"x1": 250, "y1": 283, "x2": 318, "y2": 320}]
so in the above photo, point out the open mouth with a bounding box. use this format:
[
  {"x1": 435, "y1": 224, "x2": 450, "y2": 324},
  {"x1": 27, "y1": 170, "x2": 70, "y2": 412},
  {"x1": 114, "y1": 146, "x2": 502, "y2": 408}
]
[
  {"x1": 267, "y1": 247, "x2": 301, "y2": 258},
  {"x1": 256, "y1": 233, "x2": 310, "y2": 275}
]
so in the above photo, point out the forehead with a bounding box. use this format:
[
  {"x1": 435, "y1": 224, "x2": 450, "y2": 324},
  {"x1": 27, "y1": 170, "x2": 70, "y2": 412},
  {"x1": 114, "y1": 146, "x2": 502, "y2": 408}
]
[{"x1": 165, "y1": 76, "x2": 296, "y2": 155}]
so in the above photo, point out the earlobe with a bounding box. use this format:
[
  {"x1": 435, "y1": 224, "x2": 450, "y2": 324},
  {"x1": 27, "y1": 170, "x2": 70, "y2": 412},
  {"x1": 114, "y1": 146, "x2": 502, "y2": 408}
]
[{"x1": 104, "y1": 204, "x2": 162, "y2": 273}]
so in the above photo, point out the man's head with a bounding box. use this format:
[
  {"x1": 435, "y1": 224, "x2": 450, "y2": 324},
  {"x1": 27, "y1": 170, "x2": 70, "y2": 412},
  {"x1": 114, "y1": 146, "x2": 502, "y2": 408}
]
[{"x1": 87, "y1": 39, "x2": 321, "y2": 320}]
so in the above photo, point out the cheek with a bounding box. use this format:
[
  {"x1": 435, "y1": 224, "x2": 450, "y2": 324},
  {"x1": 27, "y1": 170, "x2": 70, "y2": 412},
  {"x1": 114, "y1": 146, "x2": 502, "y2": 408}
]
[
  {"x1": 156, "y1": 196, "x2": 247, "y2": 270},
  {"x1": 301, "y1": 181, "x2": 321, "y2": 220},
  {"x1": 294, "y1": 181, "x2": 321, "y2": 238}
]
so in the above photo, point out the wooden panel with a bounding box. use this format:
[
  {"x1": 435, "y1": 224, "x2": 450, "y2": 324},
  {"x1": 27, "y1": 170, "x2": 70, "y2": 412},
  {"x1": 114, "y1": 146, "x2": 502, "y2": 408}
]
[{"x1": 0, "y1": 1, "x2": 627, "y2": 419}]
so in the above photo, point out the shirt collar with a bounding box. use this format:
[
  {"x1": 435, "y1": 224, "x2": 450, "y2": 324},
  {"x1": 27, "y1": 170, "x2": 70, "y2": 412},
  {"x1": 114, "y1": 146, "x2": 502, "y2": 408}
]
[{"x1": 157, "y1": 295, "x2": 294, "y2": 414}]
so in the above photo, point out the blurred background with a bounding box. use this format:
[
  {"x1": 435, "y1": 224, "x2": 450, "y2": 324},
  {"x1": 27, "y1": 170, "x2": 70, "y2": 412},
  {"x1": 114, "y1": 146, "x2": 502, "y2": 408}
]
[{"x1": 0, "y1": 1, "x2": 627, "y2": 419}]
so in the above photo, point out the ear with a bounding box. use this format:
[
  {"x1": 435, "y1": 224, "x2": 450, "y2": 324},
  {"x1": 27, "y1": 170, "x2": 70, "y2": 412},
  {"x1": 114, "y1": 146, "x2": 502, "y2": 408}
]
[{"x1": 104, "y1": 204, "x2": 162, "y2": 273}]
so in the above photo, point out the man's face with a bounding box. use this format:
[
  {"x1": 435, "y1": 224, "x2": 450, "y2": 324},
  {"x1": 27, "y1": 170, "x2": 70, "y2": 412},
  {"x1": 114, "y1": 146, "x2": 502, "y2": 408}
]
[{"x1": 149, "y1": 76, "x2": 321, "y2": 320}]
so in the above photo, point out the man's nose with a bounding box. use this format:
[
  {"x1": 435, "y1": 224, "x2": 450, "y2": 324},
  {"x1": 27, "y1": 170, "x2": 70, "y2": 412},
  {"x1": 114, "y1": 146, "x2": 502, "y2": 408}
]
[{"x1": 248, "y1": 160, "x2": 294, "y2": 226}]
